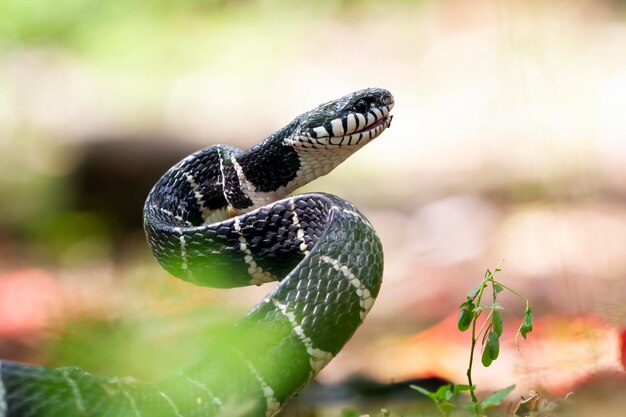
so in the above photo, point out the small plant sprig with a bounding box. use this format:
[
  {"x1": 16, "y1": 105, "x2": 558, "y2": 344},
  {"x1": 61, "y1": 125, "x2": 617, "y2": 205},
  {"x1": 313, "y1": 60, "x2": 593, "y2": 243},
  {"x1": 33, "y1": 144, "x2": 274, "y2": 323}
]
[{"x1": 412, "y1": 263, "x2": 533, "y2": 416}]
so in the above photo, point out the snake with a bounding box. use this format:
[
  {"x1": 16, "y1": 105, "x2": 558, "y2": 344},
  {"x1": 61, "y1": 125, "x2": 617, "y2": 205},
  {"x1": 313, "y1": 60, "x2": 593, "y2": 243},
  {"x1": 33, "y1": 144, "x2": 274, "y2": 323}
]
[{"x1": 0, "y1": 87, "x2": 394, "y2": 417}]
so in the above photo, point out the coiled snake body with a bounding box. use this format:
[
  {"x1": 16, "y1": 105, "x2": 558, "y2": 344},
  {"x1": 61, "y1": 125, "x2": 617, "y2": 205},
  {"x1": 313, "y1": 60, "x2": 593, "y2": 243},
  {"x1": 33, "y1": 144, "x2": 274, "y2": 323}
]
[{"x1": 0, "y1": 88, "x2": 394, "y2": 417}]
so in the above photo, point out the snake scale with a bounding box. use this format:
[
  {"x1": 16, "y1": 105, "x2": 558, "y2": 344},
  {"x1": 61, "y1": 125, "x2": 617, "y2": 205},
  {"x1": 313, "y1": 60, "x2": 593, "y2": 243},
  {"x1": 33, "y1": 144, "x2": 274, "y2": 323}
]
[{"x1": 0, "y1": 88, "x2": 394, "y2": 417}]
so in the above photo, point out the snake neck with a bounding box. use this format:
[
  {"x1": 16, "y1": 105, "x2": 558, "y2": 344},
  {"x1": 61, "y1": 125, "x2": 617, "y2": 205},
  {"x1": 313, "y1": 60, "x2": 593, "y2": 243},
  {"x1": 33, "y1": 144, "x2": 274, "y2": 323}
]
[{"x1": 231, "y1": 129, "x2": 364, "y2": 215}]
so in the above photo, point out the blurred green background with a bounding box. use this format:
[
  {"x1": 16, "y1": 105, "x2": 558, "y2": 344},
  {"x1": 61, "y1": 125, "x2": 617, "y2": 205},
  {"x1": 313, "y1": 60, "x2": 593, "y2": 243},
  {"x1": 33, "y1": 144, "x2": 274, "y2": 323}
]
[{"x1": 1, "y1": 0, "x2": 626, "y2": 415}]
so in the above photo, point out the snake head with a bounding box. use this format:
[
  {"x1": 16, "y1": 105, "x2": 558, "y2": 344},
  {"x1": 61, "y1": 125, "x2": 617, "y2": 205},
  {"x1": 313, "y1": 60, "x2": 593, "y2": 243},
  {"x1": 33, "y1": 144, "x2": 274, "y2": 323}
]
[{"x1": 290, "y1": 87, "x2": 394, "y2": 148}]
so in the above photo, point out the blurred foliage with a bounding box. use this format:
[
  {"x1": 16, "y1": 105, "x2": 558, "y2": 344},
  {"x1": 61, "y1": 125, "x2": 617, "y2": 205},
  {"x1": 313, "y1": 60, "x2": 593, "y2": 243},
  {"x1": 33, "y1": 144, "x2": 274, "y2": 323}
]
[
  {"x1": 43, "y1": 304, "x2": 242, "y2": 380},
  {"x1": 0, "y1": 134, "x2": 111, "y2": 265},
  {"x1": 24, "y1": 211, "x2": 113, "y2": 266},
  {"x1": 0, "y1": 137, "x2": 69, "y2": 222},
  {"x1": 0, "y1": 0, "x2": 422, "y2": 52}
]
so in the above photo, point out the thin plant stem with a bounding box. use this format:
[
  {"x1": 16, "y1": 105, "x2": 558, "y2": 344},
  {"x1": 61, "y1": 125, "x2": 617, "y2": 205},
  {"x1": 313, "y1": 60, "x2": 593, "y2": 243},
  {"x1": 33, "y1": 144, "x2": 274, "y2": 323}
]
[
  {"x1": 466, "y1": 271, "x2": 490, "y2": 407},
  {"x1": 467, "y1": 317, "x2": 479, "y2": 406},
  {"x1": 493, "y1": 282, "x2": 526, "y2": 301},
  {"x1": 476, "y1": 309, "x2": 494, "y2": 341}
]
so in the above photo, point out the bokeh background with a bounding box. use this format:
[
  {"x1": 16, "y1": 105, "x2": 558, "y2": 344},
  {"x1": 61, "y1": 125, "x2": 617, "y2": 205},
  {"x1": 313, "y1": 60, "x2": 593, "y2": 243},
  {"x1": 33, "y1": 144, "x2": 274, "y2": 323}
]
[{"x1": 1, "y1": 0, "x2": 625, "y2": 415}]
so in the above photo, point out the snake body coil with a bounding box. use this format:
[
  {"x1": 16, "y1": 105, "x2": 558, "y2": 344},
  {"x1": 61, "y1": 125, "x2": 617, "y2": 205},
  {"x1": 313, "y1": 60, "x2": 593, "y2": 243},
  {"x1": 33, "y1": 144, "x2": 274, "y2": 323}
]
[{"x1": 0, "y1": 88, "x2": 394, "y2": 417}]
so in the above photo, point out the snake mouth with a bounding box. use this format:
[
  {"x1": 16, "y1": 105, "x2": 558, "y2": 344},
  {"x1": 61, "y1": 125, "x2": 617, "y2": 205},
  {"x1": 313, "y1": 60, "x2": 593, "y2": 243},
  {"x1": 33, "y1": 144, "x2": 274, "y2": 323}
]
[
  {"x1": 331, "y1": 113, "x2": 393, "y2": 146},
  {"x1": 303, "y1": 98, "x2": 394, "y2": 145},
  {"x1": 351, "y1": 115, "x2": 391, "y2": 135},
  {"x1": 304, "y1": 114, "x2": 392, "y2": 147}
]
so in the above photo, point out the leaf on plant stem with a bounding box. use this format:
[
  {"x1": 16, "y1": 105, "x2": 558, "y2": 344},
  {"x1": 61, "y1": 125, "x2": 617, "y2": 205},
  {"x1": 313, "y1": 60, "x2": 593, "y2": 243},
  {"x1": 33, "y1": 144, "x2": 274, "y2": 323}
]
[
  {"x1": 481, "y1": 344, "x2": 493, "y2": 367},
  {"x1": 467, "y1": 285, "x2": 481, "y2": 299},
  {"x1": 482, "y1": 331, "x2": 500, "y2": 366},
  {"x1": 410, "y1": 384, "x2": 435, "y2": 399},
  {"x1": 457, "y1": 305, "x2": 474, "y2": 332},
  {"x1": 459, "y1": 298, "x2": 472, "y2": 309},
  {"x1": 494, "y1": 283, "x2": 504, "y2": 293},
  {"x1": 480, "y1": 385, "x2": 515, "y2": 410},
  {"x1": 488, "y1": 331, "x2": 500, "y2": 360},
  {"x1": 440, "y1": 401, "x2": 455, "y2": 414},
  {"x1": 493, "y1": 310, "x2": 503, "y2": 336},
  {"x1": 453, "y1": 384, "x2": 474, "y2": 393},
  {"x1": 520, "y1": 305, "x2": 533, "y2": 339},
  {"x1": 461, "y1": 402, "x2": 479, "y2": 411},
  {"x1": 435, "y1": 384, "x2": 453, "y2": 399}
]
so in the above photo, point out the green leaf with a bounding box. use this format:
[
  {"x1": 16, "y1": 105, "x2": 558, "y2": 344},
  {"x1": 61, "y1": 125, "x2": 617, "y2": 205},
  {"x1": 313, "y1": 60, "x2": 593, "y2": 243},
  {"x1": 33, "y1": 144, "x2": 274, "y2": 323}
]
[
  {"x1": 467, "y1": 285, "x2": 481, "y2": 299},
  {"x1": 493, "y1": 283, "x2": 504, "y2": 293},
  {"x1": 481, "y1": 331, "x2": 500, "y2": 367},
  {"x1": 434, "y1": 384, "x2": 453, "y2": 399},
  {"x1": 453, "y1": 384, "x2": 474, "y2": 393},
  {"x1": 461, "y1": 401, "x2": 481, "y2": 415},
  {"x1": 487, "y1": 331, "x2": 500, "y2": 360},
  {"x1": 439, "y1": 401, "x2": 455, "y2": 414},
  {"x1": 457, "y1": 306, "x2": 474, "y2": 332},
  {"x1": 520, "y1": 305, "x2": 533, "y2": 339},
  {"x1": 459, "y1": 298, "x2": 473, "y2": 309},
  {"x1": 481, "y1": 344, "x2": 493, "y2": 367},
  {"x1": 492, "y1": 310, "x2": 503, "y2": 336},
  {"x1": 410, "y1": 384, "x2": 436, "y2": 400},
  {"x1": 480, "y1": 385, "x2": 515, "y2": 409}
]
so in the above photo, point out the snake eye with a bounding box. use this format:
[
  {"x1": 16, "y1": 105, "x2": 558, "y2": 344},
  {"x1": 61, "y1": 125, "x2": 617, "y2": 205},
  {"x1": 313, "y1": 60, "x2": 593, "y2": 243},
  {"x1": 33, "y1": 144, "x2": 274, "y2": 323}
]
[{"x1": 354, "y1": 99, "x2": 368, "y2": 113}]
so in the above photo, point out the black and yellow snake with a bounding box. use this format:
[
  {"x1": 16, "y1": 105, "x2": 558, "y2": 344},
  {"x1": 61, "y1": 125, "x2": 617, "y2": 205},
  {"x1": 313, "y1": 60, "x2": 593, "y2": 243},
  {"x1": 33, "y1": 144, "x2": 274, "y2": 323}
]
[{"x1": 0, "y1": 88, "x2": 394, "y2": 417}]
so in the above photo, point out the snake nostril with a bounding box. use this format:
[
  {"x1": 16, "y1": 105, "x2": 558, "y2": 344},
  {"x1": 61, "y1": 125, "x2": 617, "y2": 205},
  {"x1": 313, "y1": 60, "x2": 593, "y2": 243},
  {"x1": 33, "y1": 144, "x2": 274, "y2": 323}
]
[{"x1": 381, "y1": 95, "x2": 394, "y2": 106}]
